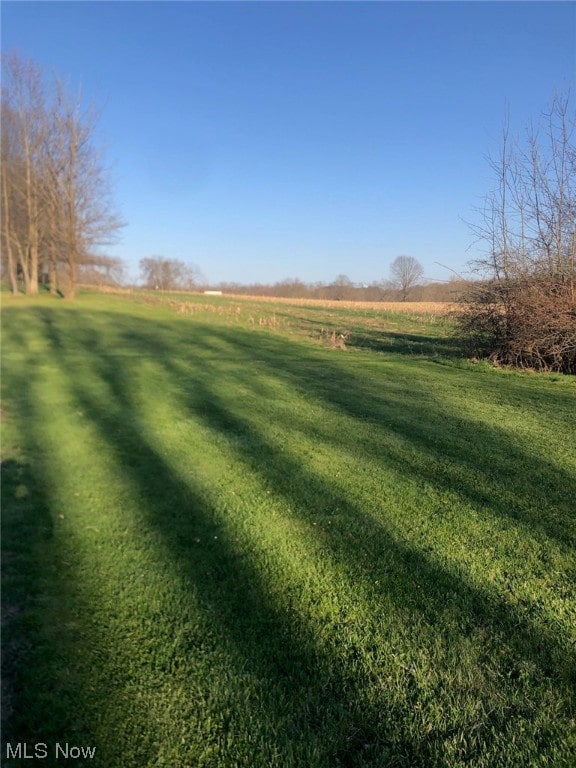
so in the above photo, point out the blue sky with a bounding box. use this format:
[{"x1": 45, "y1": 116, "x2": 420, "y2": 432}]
[{"x1": 2, "y1": 1, "x2": 575, "y2": 285}]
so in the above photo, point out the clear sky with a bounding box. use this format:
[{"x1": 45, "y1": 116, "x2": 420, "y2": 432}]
[{"x1": 2, "y1": 1, "x2": 575, "y2": 286}]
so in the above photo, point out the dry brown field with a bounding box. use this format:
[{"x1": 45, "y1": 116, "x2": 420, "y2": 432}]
[
  {"x1": 224, "y1": 294, "x2": 455, "y2": 314},
  {"x1": 84, "y1": 286, "x2": 455, "y2": 315}
]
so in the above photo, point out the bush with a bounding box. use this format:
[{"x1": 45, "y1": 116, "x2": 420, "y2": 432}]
[{"x1": 455, "y1": 275, "x2": 576, "y2": 374}]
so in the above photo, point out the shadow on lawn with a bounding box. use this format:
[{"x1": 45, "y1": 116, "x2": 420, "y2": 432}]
[
  {"x1": 0, "y1": 440, "x2": 99, "y2": 762},
  {"x1": 201, "y1": 324, "x2": 575, "y2": 549},
  {"x1": 274, "y1": 311, "x2": 462, "y2": 357},
  {"x1": 3, "y1": 306, "x2": 575, "y2": 767},
  {"x1": 1, "y1": 458, "x2": 53, "y2": 740},
  {"x1": 80, "y1": 315, "x2": 575, "y2": 759},
  {"x1": 346, "y1": 329, "x2": 462, "y2": 356}
]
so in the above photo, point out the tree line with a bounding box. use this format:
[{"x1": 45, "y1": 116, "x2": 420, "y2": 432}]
[
  {"x1": 1, "y1": 53, "x2": 123, "y2": 299},
  {"x1": 133, "y1": 253, "x2": 466, "y2": 302},
  {"x1": 205, "y1": 274, "x2": 468, "y2": 303}
]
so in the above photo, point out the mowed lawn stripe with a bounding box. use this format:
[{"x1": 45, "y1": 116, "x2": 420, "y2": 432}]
[{"x1": 1, "y1": 296, "x2": 575, "y2": 767}]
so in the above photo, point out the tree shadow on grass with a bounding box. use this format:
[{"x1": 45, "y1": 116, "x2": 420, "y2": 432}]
[
  {"x1": 268, "y1": 310, "x2": 463, "y2": 357},
  {"x1": 3, "y1": 306, "x2": 575, "y2": 767},
  {"x1": 71, "y1": 314, "x2": 575, "y2": 760},
  {"x1": 346, "y1": 330, "x2": 463, "y2": 356},
  {"x1": 1, "y1": 458, "x2": 53, "y2": 741},
  {"x1": 176, "y1": 323, "x2": 576, "y2": 550},
  {"x1": 19, "y1": 305, "x2": 576, "y2": 552},
  {"x1": 65, "y1": 306, "x2": 574, "y2": 555},
  {"x1": 0, "y1": 451, "x2": 101, "y2": 765},
  {"x1": 56, "y1": 352, "x2": 439, "y2": 766}
]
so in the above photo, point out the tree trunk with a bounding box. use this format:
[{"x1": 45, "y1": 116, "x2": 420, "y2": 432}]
[
  {"x1": 14, "y1": 240, "x2": 31, "y2": 294},
  {"x1": 63, "y1": 237, "x2": 78, "y2": 299},
  {"x1": 27, "y1": 241, "x2": 39, "y2": 295},
  {"x1": 49, "y1": 257, "x2": 58, "y2": 295},
  {"x1": 1, "y1": 164, "x2": 20, "y2": 295}
]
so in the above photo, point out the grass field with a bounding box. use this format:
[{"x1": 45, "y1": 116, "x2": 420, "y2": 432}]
[{"x1": 1, "y1": 292, "x2": 575, "y2": 767}]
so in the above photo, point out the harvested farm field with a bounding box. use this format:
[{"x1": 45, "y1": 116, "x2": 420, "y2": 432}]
[{"x1": 222, "y1": 294, "x2": 455, "y2": 314}]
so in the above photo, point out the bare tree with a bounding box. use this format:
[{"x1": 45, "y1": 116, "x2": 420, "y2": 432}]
[
  {"x1": 1, "y1": 103, "x2": 20, "y2": 295},
  {"x1": 325, "y1": 274, "x2": 355, "y2": 301},
  {"x1": 44, "y1": 78, "x2": 123, "y2": 298},
  {"x1": 468, "y1": 93, "x2": 575, "y2": 284},
  {"x1": 78, "y1": 254, "x2": 125, "y2": 287},
  {"x1": 389, "y1": 255, "x2": 424, "y2": 301},
  {"x1": 459, "y1": 91, "x2": 576, "y2": 373},
  {"x1": 139, "y1": 256, "x2": 203, "y2": 291},
  {"x1": 1, "y1": 52, "x2": 123, "y2": 298},
  {"x1": 1, "y1": 54, "x2": 47, "y2": 295}
]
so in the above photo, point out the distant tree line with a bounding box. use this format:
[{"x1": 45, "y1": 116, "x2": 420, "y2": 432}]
[
  {"x1": 67, "y1": 254, "x2": 468, "y2": 301},
  {"x1": 206, "y1": 254, "x2": 467, "y2": 302},
  {"x1": 133, "y1": 254, "x2": 467, "y2": 302},
  {"x1": 206, "y1": 273, "x2": 469, "y2": 303},
  {"x1": 1, "y1": 52, "x2": 123, "y2": 299},
  {"x1": 457, "y1": 92, "x2": 575, "y2": 374}
]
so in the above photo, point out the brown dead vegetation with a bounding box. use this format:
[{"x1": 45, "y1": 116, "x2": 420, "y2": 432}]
[
  {"x1": 223, "y1": 294, "x2": 455, "y2": 314},
  {"x1": 456, "y1": 276, "x2": 576, "y2": 374}
]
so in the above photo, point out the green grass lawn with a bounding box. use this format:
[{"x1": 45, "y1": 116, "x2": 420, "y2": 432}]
[{"x1": 2, "y1": 293, "x2": 575, "y2": 767}]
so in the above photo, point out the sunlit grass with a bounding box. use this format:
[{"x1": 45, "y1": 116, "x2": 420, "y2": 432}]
[{"x1": 2, "y1": 294, "x2": 575, "y2": 767}]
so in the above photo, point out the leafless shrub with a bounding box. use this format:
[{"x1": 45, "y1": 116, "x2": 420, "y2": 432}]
[{"x1": 455, "y1": 276, "x2": 576, "y2": 373}]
